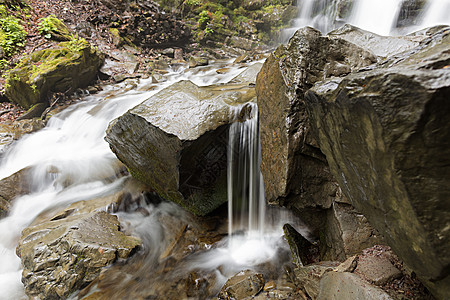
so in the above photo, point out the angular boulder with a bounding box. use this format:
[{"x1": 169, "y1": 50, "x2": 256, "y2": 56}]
[
  {"x1": 322, "y1": 202, "x2": 383, "y2": 261},
  {"x1": 17, "y1": 184, "x2": 143, "y2": 299},
  {"x1": 305, "y1": 26, "x2": 450, "y2": 299},
  {"x1": 5, "y1": 39, "x2": 103, "y2": 109},
  {"x1": 256, "y1": 26, "x2": 377, "y2": 210},
  {"x1": 106, "y1": 79, "x2": 256, "y2": 215}
]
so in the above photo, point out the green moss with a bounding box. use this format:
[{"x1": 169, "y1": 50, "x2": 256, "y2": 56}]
[
  {"x1": 5, "y1": 38, "x2": 103, "y2": 109},
  {"x1": 37, "y1": 15, "x2": 72, "y2": 41}
]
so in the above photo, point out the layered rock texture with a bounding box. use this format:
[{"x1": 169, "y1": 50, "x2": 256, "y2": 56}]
[
  {"x1": 306, "y1": 26, "x2": 450, "y2": 299},
  {"x1": 16, "y1": 178, "x2": 144, "y2": 299},
  {"x1": 256, "y1": 26, "x2": 382, "y2": 261},
  {"x1": 106, "y1": 67, "x2": 260, "y2": 216},
  {"x1": 257, "y1": 24, "x2": 449, "y2": 299},
  {"x1": 0, "y1": 167, "x2": 31, "y2": 218}
]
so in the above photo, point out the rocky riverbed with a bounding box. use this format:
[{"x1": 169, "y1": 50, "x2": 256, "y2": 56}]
[{"x1": 0, "y1": 0, "x2": 448, "y2": 300}]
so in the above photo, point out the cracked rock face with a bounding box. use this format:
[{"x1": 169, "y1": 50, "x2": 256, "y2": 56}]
[
  {"x1": 17, "y1": 191, "x2": 142, "y2": 299},
  {"x1": 305, "y1": 26, "x2": 450, "y2": 299}
]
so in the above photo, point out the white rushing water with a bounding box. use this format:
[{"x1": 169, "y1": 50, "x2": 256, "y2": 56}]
[
  {"x1": 285, "y1": 0, "x2": 450, "y2": 38},
  {"x1": 0, "y1": 60, "x2": 266, "y2": 299}
]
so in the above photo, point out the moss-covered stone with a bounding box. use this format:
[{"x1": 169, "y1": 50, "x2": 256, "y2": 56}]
[
  {"x1": 37, "y1": 15, "x2": 72, "y2": 41},
  {"x1": 5, "y1": 38, "x2": 104, "y2": 109}
]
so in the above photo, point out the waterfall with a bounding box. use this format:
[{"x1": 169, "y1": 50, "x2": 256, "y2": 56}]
[
  {"x1": 285, "y1": 0, "x2": 450, "y2": 39},
  {"x1": 349, "y1": 0, "x2": 403, "y2": 35},
  {"x1": 227, "y1": 103, "x2": 265, "y2": 237}
]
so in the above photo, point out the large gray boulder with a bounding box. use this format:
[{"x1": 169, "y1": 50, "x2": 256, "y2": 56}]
[
  {"x1": 305, "y1": 26, "x2": 450, "y2": 299},
  {"x1": 256, "y1": 26, "x2": 376, "y2": 211},
  {"x1": 106, "y1": 79, "x2": 257, "y2": 216},
  {"x1": 255, "y1": 26, "x2": 380, "y2": 260}
]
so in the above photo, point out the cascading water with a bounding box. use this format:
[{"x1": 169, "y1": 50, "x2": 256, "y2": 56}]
[
  {"x1": 284, "y1": 0, "x2": 450, "y2": 39},
  {"x1": 227, "y1": 103, "x2": 265, "y2": 237},
  {"x1": 0, "y1": 60, "x2": 268, "y2": 299}
]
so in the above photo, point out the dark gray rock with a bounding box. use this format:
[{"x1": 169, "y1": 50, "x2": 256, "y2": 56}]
[
  {"x1": 305, "y1": 26, "x2": 450, "y2": 299},
  {"x1": 106, "y1": 79, "x2": 257, "y2": 216},
  {"x1": 256, "y1": 26, "x2": 376, "y2": 211}
]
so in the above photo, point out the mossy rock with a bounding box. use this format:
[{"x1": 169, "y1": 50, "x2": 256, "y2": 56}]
[
  {"x1": 5, "y1": 39, "x2": 104, "y2": 109},
  {"x1": 39, "y1": 15, "x2": 73, "y2": 41}
]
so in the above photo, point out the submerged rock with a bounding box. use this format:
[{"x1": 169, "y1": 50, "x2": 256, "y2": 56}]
[
  {"x1": 106, "y1": 77, "x2": 257, "y2": 216},
  {"x1": 5, "y1": 38, "x2": 103, "y2": 109},
  {"x1": 17, "y1": 179, "x2": 144, "y2": 299},
  {"x1": 305, "y1": 26, "x2": 450, "y2": 299}
]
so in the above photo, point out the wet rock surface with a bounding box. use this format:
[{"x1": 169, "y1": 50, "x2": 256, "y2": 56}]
[
  {"x1": 256, "y1": 25, "x2": 381, "y2": 261},
  {"x1": 256, "y1": 26, "x2": 376, "y2": 210},
  {"x1": 218, "y1": 269, "x2": 265, "y2": 299},
  {"x1": 16, "y1": 177, "x2": 145, "y2": 299},
  {"x1": 305, "y1": 26, "x2": 450, "y2": 299},
  {"x1": 0, "y1": 167, "x2": 31, "y2": 218},
  {"x1": 106, "y1": 70, "x2": 259, "y2": 216}
]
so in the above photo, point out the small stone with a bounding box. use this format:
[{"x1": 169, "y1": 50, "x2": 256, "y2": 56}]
[
  {"x1": 174, "y1": 48, "x2": 183, "y2": 60},
  {"x1": 218, "y1": 270, "x2": 265, "y2": 300},
  {"x1": 216, "y1": 68, "x2": 230, "y2": 74},
  {"x1": 355, "y1": 255, "x2": 402, "y2": 285},
  {"x1": 264, "y1": 280, "x2": 276, "y2": 291},
  {"x1": 334, "y1": 255, "x2": 358, "y2": 273}
]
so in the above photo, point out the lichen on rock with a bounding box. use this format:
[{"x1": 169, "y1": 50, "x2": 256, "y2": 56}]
[{"x1": 5, "y1": 38, "x2": 103, "y2": 109}]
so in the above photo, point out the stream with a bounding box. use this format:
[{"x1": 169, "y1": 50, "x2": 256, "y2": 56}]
[
  {"x1": 0, "y1": 0, "x2": 449, "y2": 299},
  {"x1": 0, "y1": 60, "x2": 301, "y2": 299}
]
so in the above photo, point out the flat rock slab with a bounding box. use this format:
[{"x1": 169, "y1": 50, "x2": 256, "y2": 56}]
[
  {"x1": 318, "y1": 272, "x2": 392, "y2": 300},
  {"x1": 355, "y1": 255, "x2": 401, "y2": 285}
]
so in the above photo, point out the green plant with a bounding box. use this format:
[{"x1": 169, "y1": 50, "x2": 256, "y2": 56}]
[
  {"x1": 37, "y1": 15, "x2": 58, "y2": 39},
  {"x1": 198, "y1": 10, "x2": 211, "y2": 30},
  {"x1": 204, "y1": 27, "x2": 214, "y2": 35},
  {"x1": 0, "y1": 14, "x2": 26, "y2": 56}
]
